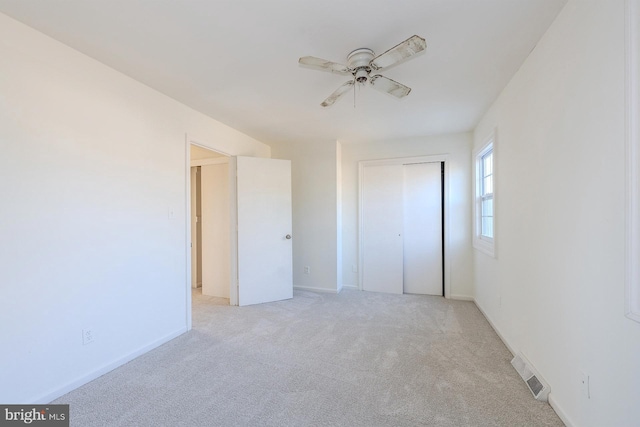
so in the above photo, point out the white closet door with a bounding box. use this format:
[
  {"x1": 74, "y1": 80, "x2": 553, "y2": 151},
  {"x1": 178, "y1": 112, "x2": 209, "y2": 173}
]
[
  {"x1": 403, "y1": 162, "x2": 442, "y2": 295},
  {"x1": 362, "y1": 164, "x2": 404, "y2": 294}
]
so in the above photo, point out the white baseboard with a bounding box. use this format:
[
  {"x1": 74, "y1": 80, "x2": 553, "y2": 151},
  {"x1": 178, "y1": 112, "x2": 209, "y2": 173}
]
[
  {"x1": 472, "y1": 298, "x2": 516, "y2": 356},
  {"x1": 35, "y1": 327, "x2": 188, "y2": 404},
  {"x1": 293, "y1": 286, "x2": 338, "y2": 294},
  {"x1": 548, "y1": 393, "x2": 575, "y2": 427},
  {"x1": 474, "y1": 299, "x2": 571, "y2": 426},
  {"x1": 450, "y1": 294, "x2": 474, "y2": 301},
  {"x1": 340, "y1": 284, "x2": 359, "y2": 291}
]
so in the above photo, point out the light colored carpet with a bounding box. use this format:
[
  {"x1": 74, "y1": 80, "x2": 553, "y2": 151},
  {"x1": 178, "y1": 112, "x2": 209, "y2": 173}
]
[{"x1": 54, "y1": 289, "x2": 563, "y2": 426}]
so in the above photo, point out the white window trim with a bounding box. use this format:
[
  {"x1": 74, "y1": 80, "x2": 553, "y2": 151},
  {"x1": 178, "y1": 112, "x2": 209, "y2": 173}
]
[
  {"x1": 625, "y1": 0, "x2": 640, "y2": 323},
  {"x1": 473, "y1": 130, "x2": 496, "y2": 258}
]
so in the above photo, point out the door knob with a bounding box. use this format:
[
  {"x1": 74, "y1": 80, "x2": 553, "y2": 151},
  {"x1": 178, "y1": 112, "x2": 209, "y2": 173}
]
[{"x1": 285, "y1": 234, "x2": 292, "y2": 239}]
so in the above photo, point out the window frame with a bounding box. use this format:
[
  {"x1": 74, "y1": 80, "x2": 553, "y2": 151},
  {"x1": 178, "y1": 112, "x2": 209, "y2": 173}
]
[
  {"x1": 626, "y1": 0, "x2": 640, "y2": 322},
  {"x1": 473, "y1": 131, "x2": 496, "y2": 257}
]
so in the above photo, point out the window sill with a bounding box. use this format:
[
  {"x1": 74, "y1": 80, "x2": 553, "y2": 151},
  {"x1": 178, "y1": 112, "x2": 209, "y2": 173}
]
[{"x1": 473, "y1": 237, "x2": 495, "y2": 258}]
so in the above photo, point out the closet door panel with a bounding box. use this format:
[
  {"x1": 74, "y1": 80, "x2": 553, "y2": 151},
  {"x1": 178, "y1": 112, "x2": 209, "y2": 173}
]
[
  {"x1": 403, "y1": 162, "x2": 442, "y2": 295},
  {"x1": 362, "y1": 164, "x2": 404, "y2": 294}
]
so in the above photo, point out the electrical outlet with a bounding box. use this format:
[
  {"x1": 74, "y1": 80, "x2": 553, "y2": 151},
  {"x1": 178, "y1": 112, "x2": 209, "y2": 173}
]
[
  {"x1": 580, "y1": 371, "x2": 590, "y2": 399},
  {"x1": 352, "y1": 264, "x2": 358, "y2": 273},
  {"x1": 168, "y1": 207, "x2": 176, "y2": 220},
  {"x1": 82, "y1": 329, "x2": 95, "y2": 345},
  {"x1": 304, "y1": 266, "x2": 310, "y2": 275}
]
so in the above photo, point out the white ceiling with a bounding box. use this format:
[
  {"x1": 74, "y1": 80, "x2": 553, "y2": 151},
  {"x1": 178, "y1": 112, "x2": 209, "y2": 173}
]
[{"x1": 0, "y1": 0, "x2": 567, "y2": 146}]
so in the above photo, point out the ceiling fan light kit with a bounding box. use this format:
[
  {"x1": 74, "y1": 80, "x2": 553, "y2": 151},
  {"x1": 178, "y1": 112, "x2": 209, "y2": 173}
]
[
  {"x1": 299, "y1": 35, "x2": 426, "y2": 107},
  {"x1": 348, "y1": 48, "x2": 374, "y2": 83}
]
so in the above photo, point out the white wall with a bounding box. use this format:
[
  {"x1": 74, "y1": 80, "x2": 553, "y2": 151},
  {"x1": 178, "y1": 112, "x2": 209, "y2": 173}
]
[
  {"x1": 341, "y1": 133, "x2": 473, "y2": 299},
  {"x1": 0, "y1": 12, "x2": 269, "y2": 403},
  {"x1": 190, "y1": 167, "x2": 199, "y2": 288},
  {"x1": 200, "y1": 163, "x2": 230, "y2": 299},
  {"x1": 472, "y1": 1, "x2": 640, "y2": 425},
  {"x1": 269, "y1": 140, "x2": 339, "y2": 293}
]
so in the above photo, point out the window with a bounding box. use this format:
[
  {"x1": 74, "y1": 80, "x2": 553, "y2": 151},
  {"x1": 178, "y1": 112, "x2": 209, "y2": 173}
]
[
  {"x1": 480, "y1": 150, "x2": 494, "y2": 239},
  {"x1": 474, "y1": 132, "x2": 495, "y2": 257}
]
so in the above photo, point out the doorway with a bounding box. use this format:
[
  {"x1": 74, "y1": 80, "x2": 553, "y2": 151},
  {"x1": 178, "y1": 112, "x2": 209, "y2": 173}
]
[
  {"x1": 184, "y1": 138, "x2": 294, "y2": 321},
  {"x1": 359, "y1": 155, "x2": 450, "y2": 297},
  {"x1": 189, "y1": 144, "x2": 230, "y2": 303}
]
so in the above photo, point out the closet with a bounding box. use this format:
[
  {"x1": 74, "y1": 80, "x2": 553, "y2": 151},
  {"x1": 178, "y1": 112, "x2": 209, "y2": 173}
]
[{"x1": 361, "y1": 159, "x2": 444, "y2": 296}]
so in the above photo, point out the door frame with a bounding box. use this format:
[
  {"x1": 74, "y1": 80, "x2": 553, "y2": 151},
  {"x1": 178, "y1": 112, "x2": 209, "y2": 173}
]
[
  {"x1": 358, "y1": 155, "x2": 451, "y2": 298},
  {"x1": 184, "y1": 134, "x2": 233, "y2": 331}
]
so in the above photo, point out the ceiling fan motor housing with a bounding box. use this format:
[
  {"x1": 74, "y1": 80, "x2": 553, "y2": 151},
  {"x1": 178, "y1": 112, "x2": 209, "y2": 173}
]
[{"x1": 348, "y1": 48, "x2": 374, "y2": 83}]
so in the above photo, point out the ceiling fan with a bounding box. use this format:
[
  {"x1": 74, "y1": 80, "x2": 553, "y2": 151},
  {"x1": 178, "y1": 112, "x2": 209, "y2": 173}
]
[{"x1": 299, "y1": 35, "x2": 426, "y2": 107}]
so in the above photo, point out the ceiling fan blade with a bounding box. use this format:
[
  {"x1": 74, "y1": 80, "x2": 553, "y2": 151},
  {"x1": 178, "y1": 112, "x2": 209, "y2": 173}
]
[
  {"x1": 369, "y1": 35, "x2": 426, "y2": 70},
  {"x1": 369, "y1": 75, "x2": 411, "y2": 98},
  {"x1": 298, "y1": 56, "x2": 351, "y2": 75},
  {"x1": 321, "y1": 80, "x2": 355, "y2": 107}
]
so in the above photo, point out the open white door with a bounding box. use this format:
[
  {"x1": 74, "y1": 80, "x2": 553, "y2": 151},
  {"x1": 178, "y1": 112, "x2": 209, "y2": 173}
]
[{"x1": 230, "y1": 156, "x2": 293, "y2": 306}]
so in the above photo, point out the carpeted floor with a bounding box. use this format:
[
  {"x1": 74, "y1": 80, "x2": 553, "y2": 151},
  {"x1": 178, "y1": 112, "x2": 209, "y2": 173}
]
[{"x1": 54, "y1": 289, "x2": 563, "y2": 426}]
